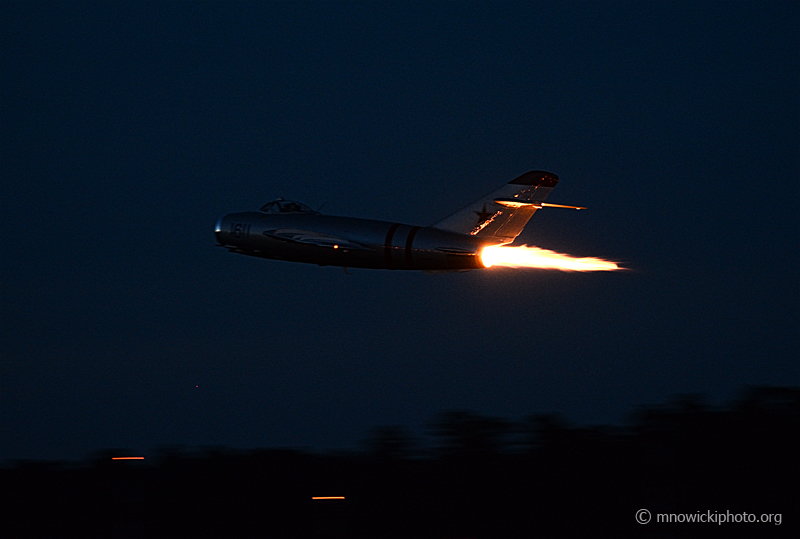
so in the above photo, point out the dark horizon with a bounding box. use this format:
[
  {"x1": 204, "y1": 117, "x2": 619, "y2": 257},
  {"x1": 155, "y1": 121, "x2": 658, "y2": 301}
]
[
  {"x1": 2, "y1": 384, "x2": 795, "y2": 466},
  {"x1": 3, "y1": 385, "x2": 795, "y2": 537}
]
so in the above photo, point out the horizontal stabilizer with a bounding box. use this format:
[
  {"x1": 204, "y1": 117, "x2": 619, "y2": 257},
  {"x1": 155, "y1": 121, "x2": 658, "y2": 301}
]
[
  {"x1": 540, "y1": 202, "x2": 585, "y2": 210},
  {"x1": 493, "y1": 198, "x2": 537, "y2": 208},
  {"x1": 493, "y1": 198, "x2": 585, "y2": 210}
]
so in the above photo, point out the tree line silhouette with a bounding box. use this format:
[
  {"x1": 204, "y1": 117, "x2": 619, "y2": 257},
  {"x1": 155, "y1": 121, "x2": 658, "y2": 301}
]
[{"x1": 1, "y1": 386, "x2": 797, "y2": 538}]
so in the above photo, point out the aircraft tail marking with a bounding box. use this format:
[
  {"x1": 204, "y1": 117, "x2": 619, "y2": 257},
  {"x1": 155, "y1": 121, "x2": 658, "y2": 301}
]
[{"x1": 431, "y1": 171, "x2": 560, "y2": 244}]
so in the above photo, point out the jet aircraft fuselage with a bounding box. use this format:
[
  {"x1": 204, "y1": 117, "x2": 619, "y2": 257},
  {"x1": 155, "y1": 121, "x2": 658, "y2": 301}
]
[
  {"x1": 215, "y1": 170, "x2": 579, "y2": 271},
  {"x1": 216, "y1": 210, "x2": 487, "y2": 271}
]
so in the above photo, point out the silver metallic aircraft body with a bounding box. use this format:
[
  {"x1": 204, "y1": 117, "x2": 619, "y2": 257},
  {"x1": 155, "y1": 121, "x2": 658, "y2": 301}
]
[
  {"x1": 216, "y1": 212, "x2": 486, "y2": 270},
  {"x1": 215, "y1": 171, "x2": 578, "y2": 271}
]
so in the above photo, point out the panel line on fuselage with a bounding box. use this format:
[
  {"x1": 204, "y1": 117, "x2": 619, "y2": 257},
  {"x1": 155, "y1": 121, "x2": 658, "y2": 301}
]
[
  {"x1": 405, "y1": 226, "x2": 421, "y2": 269},
  {"x1": 384, "y1": 223, "x2": 401, "y2": 269}
]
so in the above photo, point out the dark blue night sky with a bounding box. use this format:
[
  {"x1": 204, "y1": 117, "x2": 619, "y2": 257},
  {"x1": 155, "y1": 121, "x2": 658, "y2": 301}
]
[{"x1": 2, "y1": 1, "x2": 798, "y2": 462}]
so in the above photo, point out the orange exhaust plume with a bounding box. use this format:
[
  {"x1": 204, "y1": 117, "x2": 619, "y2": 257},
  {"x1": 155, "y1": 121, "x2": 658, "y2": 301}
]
[{"x1": 481, "y1": 245, "x2": 620, "y2": 271}]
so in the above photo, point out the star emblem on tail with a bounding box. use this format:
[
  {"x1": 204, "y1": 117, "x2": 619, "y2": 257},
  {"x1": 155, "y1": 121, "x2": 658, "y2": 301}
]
[{"x1": 474, "y1": 204, "x2": 493, "y2": 226}]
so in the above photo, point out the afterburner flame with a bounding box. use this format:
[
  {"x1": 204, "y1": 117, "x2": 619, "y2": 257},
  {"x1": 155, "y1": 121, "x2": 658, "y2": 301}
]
[{"x1": 481, "y1": 245, "x2": 620, "y2": 271}]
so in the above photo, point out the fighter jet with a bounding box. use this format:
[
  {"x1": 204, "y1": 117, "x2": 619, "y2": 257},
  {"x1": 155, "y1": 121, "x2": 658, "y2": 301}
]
[{"x1": 214, "y1": 170, "x2": 584, "y2": 271}]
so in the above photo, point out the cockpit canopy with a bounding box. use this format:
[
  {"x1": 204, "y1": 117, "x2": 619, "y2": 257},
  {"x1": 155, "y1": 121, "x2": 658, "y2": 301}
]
[{"x1": 259, "y1": 198, "x2": 317, "y2": 214}]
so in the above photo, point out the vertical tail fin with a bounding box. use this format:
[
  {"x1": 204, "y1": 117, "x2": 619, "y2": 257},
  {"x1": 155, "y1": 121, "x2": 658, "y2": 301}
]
[{"x1": 431, "y1": 171, "x2": 560, "y2": 244}]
